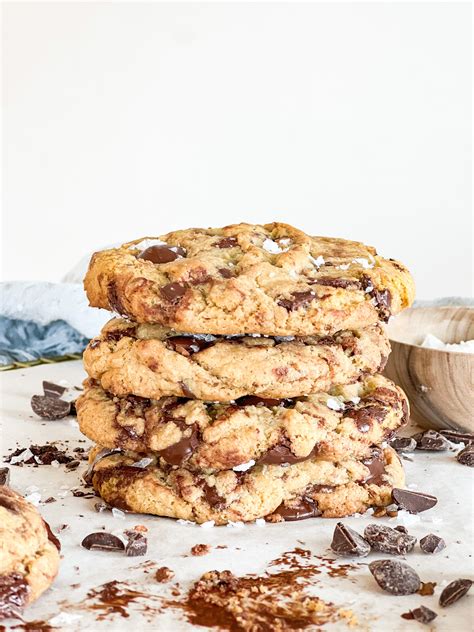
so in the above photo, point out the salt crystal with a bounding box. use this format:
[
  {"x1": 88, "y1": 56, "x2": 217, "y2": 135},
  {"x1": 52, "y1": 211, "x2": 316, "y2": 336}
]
[
  {"x1": 25, "y1": 492, "x2": 41, "y2": 506},
  {"x1": 227, "y1": 521, "x2": 245, "y2": 529},
  {"x1": 132, "y1": 238, "x2": 167, "y2": 251},
  {"x1": 50, "y1": 460, "x2": 60, "y2": 469},
  {"x1": 233, "y1": 460, "x2": 255, "y2": 472},
  {"x1": 200, "y1": 520, "x2": 215, "y2": 529},
  {"x1": 263, "y1": 238, "x2": 284, "y2": 254},
  {"x1": 337, "y1": 263, "x2": 351, "y2": 270},
  {"x1": 10, "y1": 448, "x2": 33, "y2": 464},
  {"x1": 352, "y1": 258, "x2": 374, "y2": 269},
  {"x1": 350, "y1": 397, "x2": 361, "y2": 404},
  {"x1": 132, "y1": 458, "x2": 154, "y2": 469},
  {"x1": 255, "y1": 518, "x2": 266, "y2": 527},
  {"x1": 25, "y1": 485, "x2": 39, "y2": 494},
  {"x1": 326, "y1": 397, "x2": 345, "y2": 411},
  {"x1": 112, "y1": 508, "x2": 125, "y2": 519},
  {"x1": 310, "y1": 255, "x2": 325, "y2": 267},
  {"x1": 177, "y1": 519, "x2": 194, "y2": 526}
]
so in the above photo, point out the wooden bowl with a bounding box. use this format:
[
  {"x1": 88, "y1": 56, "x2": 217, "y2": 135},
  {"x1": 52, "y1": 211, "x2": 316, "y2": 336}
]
[{"x1": 384, "y1": 306, "x2": 474, "y2": 432}]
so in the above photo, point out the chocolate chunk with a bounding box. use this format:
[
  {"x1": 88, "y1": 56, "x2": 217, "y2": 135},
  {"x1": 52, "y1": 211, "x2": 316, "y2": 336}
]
[
  {"x1": 402, "y1": 606, "x2": 437, "y2": 624},
  {"x1": 157, "y1": 425, "x2": 199, "y2": 466},
  {"x1": 313, "y1": 277, "x2": 362, "y2": 289},
  {"x1": 439, "y1": 429, "x2": 474, "y2": 444},
  {"x1": 219, "y1": 268, "x2": 234, "y2": 278},
  {"x1": 202, "y1": 483, "x2": 226, "y2": 509},
  {"x1": 364, "y1": 524, "x2": 416, "y2": 555},
  {"x1": 31, "y1": 395, "x2": 71, "y2": 420},
  {"x1": 258, "y1": 444, "x2": 315, "y2": 466},
  {"x1": 362, "y1": 448, "x2": 386, "y2": 485},
  {"x1": 457, "y1": 444, "x2": 474, "y2": 467},
  {"x1": 104, "y1": 327, "x2": 137, "y2": 342},
  {"x1": 81, "y1": 532, "x2": 125, "y2": 552},
  {"x1": 330, "y1": 522, "x2": 370, "y2": 557},
  {"x1": 125, "y1": 532, "x2": 147, "y2": 557},
  {"x1": 179, "y1": 381, "x2": 195, "y2": 398},
  {"x1": 160, "y1": 282, "x2": 187, "y2": 302},
  {"x1": 215, "y1": 236, "x2": 238, "y2": 248},
  {"x1": 389, "y1": 437, "x2": 417, "y2": 452},
  {"x1": 369, "y1": 559, "x2": 420, "y2": 595},
  {"x1": 439, "y1": 578, "x2": 472, "y2": 607},
  {"x1": 236, "y1": 396, "x2": 293, "y2": 408},
  {"x1": 42, "y1": 381, "x2": 66, "y2": 398},
  {"x1": 412, "y1": 430, "x2": 450, "y2": 451},
  {"x1": 346, "y1": 406, "x2": 386, "y2": 432},
  {"x1": 107, "y1": 281, "x2": 128, "y2": 317},
  {"x1": 138, "y1": 244, "x2": 186, "y2": 264},
  {"x1": 273, "y1": 497, "x2": 321, "y2": 521},
  {"x1": 372, "y1": 288, "x2": 392, "y2": 321},
  {"x1": 0, "y1": 468, "x2": 10, "y2": 486},
  {"x1": 0, "y1": 573, "x2": 29, "y2": 618},
  {"x1": 392, "y1": 488, "x2": 438, "y2": 513},
  {"x1": 278, "y1": 290, "x2": 317, "y2": 312},
  {"x1": 167, "y1": 336, "x2": 213, "y2": 356},
  {"x1": 419, "y1": 533, "x2": 446, "y2": 554}
]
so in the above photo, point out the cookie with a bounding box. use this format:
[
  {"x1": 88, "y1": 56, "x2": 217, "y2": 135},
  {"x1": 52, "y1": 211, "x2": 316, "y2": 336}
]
[
  {"x1": 83, "y1": 318, "x2": 390, "y2": 401},
  {"x1": 0, "y1": 487, "x2": 60, "y2": 618},
  {"x1": 88, "y1": 445, "x2": 404, "y2": 524},
  {"x1": 77, "y1": 374, "x2": 408, "y2": 471},
  {"x1": 84, "y1": 223, "x2": 415, "y2": 335}
]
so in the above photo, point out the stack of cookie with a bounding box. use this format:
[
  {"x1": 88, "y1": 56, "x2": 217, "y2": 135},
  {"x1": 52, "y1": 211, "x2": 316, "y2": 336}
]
[{"x1": 77, "y1": 223, "x2": 415, "y2": 524}]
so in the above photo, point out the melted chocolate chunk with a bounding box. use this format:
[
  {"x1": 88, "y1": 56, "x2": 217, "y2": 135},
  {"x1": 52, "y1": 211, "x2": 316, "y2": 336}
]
[
  {"x1": 105, "y1": 327, "x2": 137, "y2": 342},
  {"x1": 391, "y1": 488, "x2": 437, "y2": 514},
  {"x1": 81, "y1": 532, "x2": 125, "y2": 552},
  {"x1": 330, "y1": 522, "x2": 370, "y2": 557},
  {"x1": 215, "y1": 236, "x2": 238, "y2": 248},
  {"x1": 167, "y1": 336, "x2": 214, "y2": 356},
  {"x1": 235, "y1": 396, "x2": 293, "y2": 408},
  {"x1": 313, "y1": 277, "x2": 362, "y2": 290},
  {"x1": 138, "y1": 245, "x2": 186, "y2": 264},
  {"x1": 278, "y1": 291, "x2": 317, "y2": 312},
  {"x1": 107, "y1": 281, "x2": 128, "y2": 317},
  {"x1": 369, "y1": 559, "x2": 420, "y2": 595},
  {"x1": 0, "y1": 573, "x2": 29, "y2": 619},
  {"x1": 31, "y1": 395, "x2": 71, "y2": 420},
  {"x1": 258, "y1": 444, "x2": 316, "y2": 466},
  {"x1": 346, "y1": 406, "x2": 386, "y2": 432},
  {"x1": 0, "y1": 468, "x2": 10, "y2": 487},
  {"x1": 362, "y1": 448, "x2": 386, "y2": 485},
  {"x1": 361, "y1": 275, "x2": 392, "y2": 322},
  {"x1": 42, "y1": 381, "x2": 66, "y2": 398},
  {"x1": 364, "y1": 524, "x2": 416, "y2": 555},
  {"x1": 160, "y1": 282, "x2": 187, "y2": 303},
  {"x1": 273, "y1": 497, "x2": 321, "y2": 521},
  {"x1": 439, "y1": 579, "x2": 472, "y2": 607},
  {"x1": 202, "y1": 483, "x2": 226, "y2": 509},
  {"x1": 157, "y1": 425, "x2": 200, "y2": 466}
]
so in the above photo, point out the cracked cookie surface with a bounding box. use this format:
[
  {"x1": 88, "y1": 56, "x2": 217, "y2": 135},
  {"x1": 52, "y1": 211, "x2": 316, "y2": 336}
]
[
  {"x1": 89, "y1": 446, "x2": 404, "y2": 524},
  {"x1": 84, "y1": 318, "x2": 390, "y2": 401},
  {"x1": 77, "y1": 375, "x2": 408, "y2": 471},
  {"x1": 84, "y1": 223, "x2": 415, "y2": 335},
  {"x1": 0, "y1": 487, "x2": 60, "y2": 618}
]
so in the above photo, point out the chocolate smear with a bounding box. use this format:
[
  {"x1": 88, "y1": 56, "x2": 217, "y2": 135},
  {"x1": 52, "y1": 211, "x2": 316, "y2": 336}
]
[
  {"x1": 0, "y1": 573, "x2": 29, "y2": 619},
  {"x1": 138, "y1": 245, "x2": 186, "y2": 264},
  {"x1": 389, "y1": 437, "x2": 417, "y2": 452},
  {"x1": 42, "y1": 381, "x2": 66, "y2": 398},
  {"x1": 439, "y1": 579, "x2": 472, "y2": 607},
  {"x1": 125, "y1": 532, "x2": 147, "y2": 557},
  {"x1": 391, "y1": 488, "x2": 437, "y2": 513},
  {"x1": 272, "y1": 497, "x2": 321, "y2": 521},
  {"x1": 278, "y1": 290, "x2": 317, "y2": 312},
  {"x1": 412, "y1": 430, "x2": 450, "y2": 451},
  {"x1": 369, "y1": 559, "x2": 420, "y2": 595},
  {"x1": 157, "y1": 425, "x2": 199, "y2": 466},
  {"x1": 457, "y1": 444, "x2": 474, "y2": 467},
  {"x1": 330, "y1": 522, "x2": 370, "y2": 557},
  {"x1": 401, "y1": 605, "x2": 437, "y2": 624},
  {"x1": 31, "y1": 395, "x2": 71, "y2": 420},
  {"x1": 419, "y1": 533, "x2": 446, "y2": 554},
  {"x1": 364, "y1": 524, "x2": 416, "y2": 555},
  {"x1": 160, "y1": 282, "x2": 187, "y2": 303},
  {"x1": 81, "y1": 532, "x2": 125, "y2": 552},
  {"x1": 0, "y1": 468, "x2": 10, "y2": 486}
]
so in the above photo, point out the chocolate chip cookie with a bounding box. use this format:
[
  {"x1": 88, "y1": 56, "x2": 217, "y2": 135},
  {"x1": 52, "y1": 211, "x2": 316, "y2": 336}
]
[
  {"x1": 83, "y1": 317, "x2": 390, "y2": 401},
  {"x1": 76, "y1": 374, "x2": 408, "y2": 471},
  {"x1": 88, "y1": 445, "x2": 404, "y2": 524},
  {"x1": 0, "y1": 487, "x2": 60, "y2": 618},
  {"x1": 84, "y1": 223, "x2": 414, "y2": 335}
]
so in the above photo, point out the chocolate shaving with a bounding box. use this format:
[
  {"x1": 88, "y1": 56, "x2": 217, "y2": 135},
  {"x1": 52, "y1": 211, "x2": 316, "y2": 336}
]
[
  {"x1": 389, "y1": 437, "x2": 417, "y2": 453},
  {"x1": 0, "y1": 573, "x2": 29, "y2": 619},
  {"x1": 125, "y1": 532, "x2": 148, "y2": 557},
  {"x1": 439, "y1": 429, "x2": 474, "y2": 444}
]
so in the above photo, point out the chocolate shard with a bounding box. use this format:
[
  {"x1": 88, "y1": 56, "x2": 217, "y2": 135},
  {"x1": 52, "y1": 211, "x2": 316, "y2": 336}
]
[
  {"x1": 391, "y1": 488, "x2": 437, "y2": 514},
  {"x1": 403, "y1": 606, "x2": 437, "y2": 624},
  {"x1": 138, "y1": 244, "x2": 186, "y2": 264},
  {"x1": 42, "y1": 381, "x2": 66, "y2": 398},
  {"x1": 167, "y1": 336, "x2": 213, "y2": 356},
  {"x1": 362, "y1": 448, "x2": 386, "y2": 485},
  {"x1": 0, "y1": 467, "x2": 10, "y2": 486},
  {"x1": 457, "y1": 445, "x2": 474, "y2": 467},
  {"x1": 0, "y1": 573, "x2": 29, "y2": 619},
  {"x1": 389, "y1": 437, "x2": 417, "y2": 453},
  {"x1": 419, "y1": 533, "x2": 446, "y2": 554},
  {"x1": 125, "y1": 532, "x2": 147, "y2": 557},
  {"x1": 81, "y1": 532, "x2": 125, "y2": 552},
  {"x1": 157, "y1": 425, "x2": 200, "y2": 466},
  {"x1": 439, "y1": 579, "x2": 472, "y2": 608},
  {"x1": 31, "y1": 395, "x2": 71, "y2": 420},
  {"x1": 330, "y1": 522, "x2": 370, "y2": 557},
  {"x1": 412, "y1": 430, "x2": 450, "y2": 451},
  {"x1": 439, "y1": 429, "x2": 474, "y2": 444},
  {"x1": 369, "y1": 559, "x2": 421, "y2": 595},
  {"x1": 364, "y1": 524, "x2": 417, "y2": 555}
]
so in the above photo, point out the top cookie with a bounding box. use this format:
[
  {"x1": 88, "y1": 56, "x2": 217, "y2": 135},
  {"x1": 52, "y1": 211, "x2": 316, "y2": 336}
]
[{"x1": 84, "y1": 223, "x2": 415, "y2": 335}]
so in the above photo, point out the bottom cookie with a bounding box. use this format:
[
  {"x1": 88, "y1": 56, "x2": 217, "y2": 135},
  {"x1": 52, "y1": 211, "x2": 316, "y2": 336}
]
[
  {"x1": 89, "y1": 445, "x2": 404, "y2": 525},
  {"x1": 0, "y1": 487, "x2": 60, "y2": 619}
]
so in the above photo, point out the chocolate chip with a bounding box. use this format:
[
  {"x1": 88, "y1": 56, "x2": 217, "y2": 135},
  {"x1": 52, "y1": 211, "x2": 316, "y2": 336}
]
[
  {"x1": 0, "y1": 467, "x2": 10, "y2": 486},
  {"x1": 364, "y1": 524, "x2": 416, "y2": 555},
  {"x1": 273, "y1": 497, "x2": 321, "y2": 521},
  {"x1": 157, "y1": 425, "x2": 200, "y2": 466},
  {"x1": 369, "y1": 559, "x2": 420, "y2": 595},
  {"x1": 81, "y1": 532, "x2": 125, "y2": 552},
  {"x1": 391, "y1": 488, "x2": 438, "y2": 513},
  {"x1": 138, "y1": 244, "x2": 186, "y2": 263},
  {"x1": 439, "y1": 579, "x2": 472, "y2": 607},
  {"x1": 42, "y1": 381, "x2": 66, "y2": 398},
  {"x1": 419, "y1": 533, "x2": 446, "y2": 554},
  {"x1": 160, "y1": 282, "x2": 187, "y2": 302},
  {"x1": 402, "y1": 606, "x2": 437, "y2": 624},
  {"x1": 278, "y1": 290, "x2": 317, "y2": 312},
  {"x1": 125, "y1": 532, "x2": 147, "y2": 557},
  {"x1": 439, "y1": 429, "x2": 474, "y2": 444},
  {"x1": 104, "y1": 327, "x2": 137, "y2": 342},
  {"x1": 330, "y1": 522, "x2": 370, "y2": 557},
  {"x1": 65, "y1": 460, "x2": 80, "y2": 471},
  {"x1": 412, "y1": 430, "x2": 450, "y2": 451},
  {"x1": 215, "y1": 236, "x2": 238, "y2": 248},
  {"x1": 31, "y1": 395, "x2": 71, "y2": 420},
  {"x1": 0, "y1": 573, "x2": 29, "y2": 618},
  {"x1": 313, "y1": 277, "x2": 362, "y2": 289},
  {"x1": 389, "y1": 437, "x2": 417, "y2": 452},
  {"x1": 107, "y1": 281, "x2": 128, "y2": 317},
  {"x1": 457, "y1": 444, "x2": 474, "y2": 467},
  {"x1": 167, "y1": 336, "x2": 213, "y2": 356}
]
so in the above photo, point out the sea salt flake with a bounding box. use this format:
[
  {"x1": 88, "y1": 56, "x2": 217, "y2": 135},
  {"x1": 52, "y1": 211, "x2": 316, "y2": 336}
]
[
  {"x1": 227, "y1": 521, "x2": 245, "y2": 529},
  {"x1": 10, "y1": 448, "x2": 34, "y2": 464},
  {"x1": 25, "y1": 492, "x2": 41, "y2": 506},
  {"x1": 310, "y1": 255, "x2": 325, "y2": 267},
  {"x1": 112, "y1": 508, "x2": 125, "y2": 520},
  {"x1": 353, "y1": 257, "x2": 374, "y2": 269},
  {"x1": 255, "y1": 518, "x2": 266, "y2": 527},
  {"x1": 177, "y1": 519, "x2": 194, "y2": 526},
  {"x1": 326, "y1": 397, "x2": 345, "y2": 411},
  {"x1": 263, "y1": 238, "x2": 285, "y2": 254},
  {"x1": 200, "y1": 520, "x2": 215, "y2": 529},
  {"x1": 336, "y1": 263, "x2": 351, "y2": 270},
  {"x1": 50, "y1": 460, "x2": 60, "y2": 469},
  {"x1": 233, "y1": 460, "x2": 255, "y2": 472},
  {"x1": 25, "y1": 485, "x2": 39, "y2": 494},
  {"x1": 420, "y1": 334, "x2": 474, "y2": 354},
  {"x1": 350, "y1": 397, "x2": 361, "y2": 404},
  {"x1": 132, "y1": 458, "x2": 154, "y2": 469}
]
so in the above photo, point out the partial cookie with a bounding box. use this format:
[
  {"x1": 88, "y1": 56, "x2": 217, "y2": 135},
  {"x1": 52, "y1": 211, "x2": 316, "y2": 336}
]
[
  {"x1": 89, "y1": 446, "x2": 404, "y2": 524},
  {"x1": 77, "y1": 374, "x2": 408, "y2": 471},
  {"x1": 84, "y1": 318, "x2": 390, "y2": 401},
  {"x1": 0, "y1": 487, "x2": 60, "y2": 618},
  {"x1": 84, "y1": 223, "x2": 415, "y2": 335}
]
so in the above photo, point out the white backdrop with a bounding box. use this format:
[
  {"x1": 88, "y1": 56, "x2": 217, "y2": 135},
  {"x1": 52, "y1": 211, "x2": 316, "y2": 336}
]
[{"x1": 3, "y1": 2, "x2": 472, "y2": 299}]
